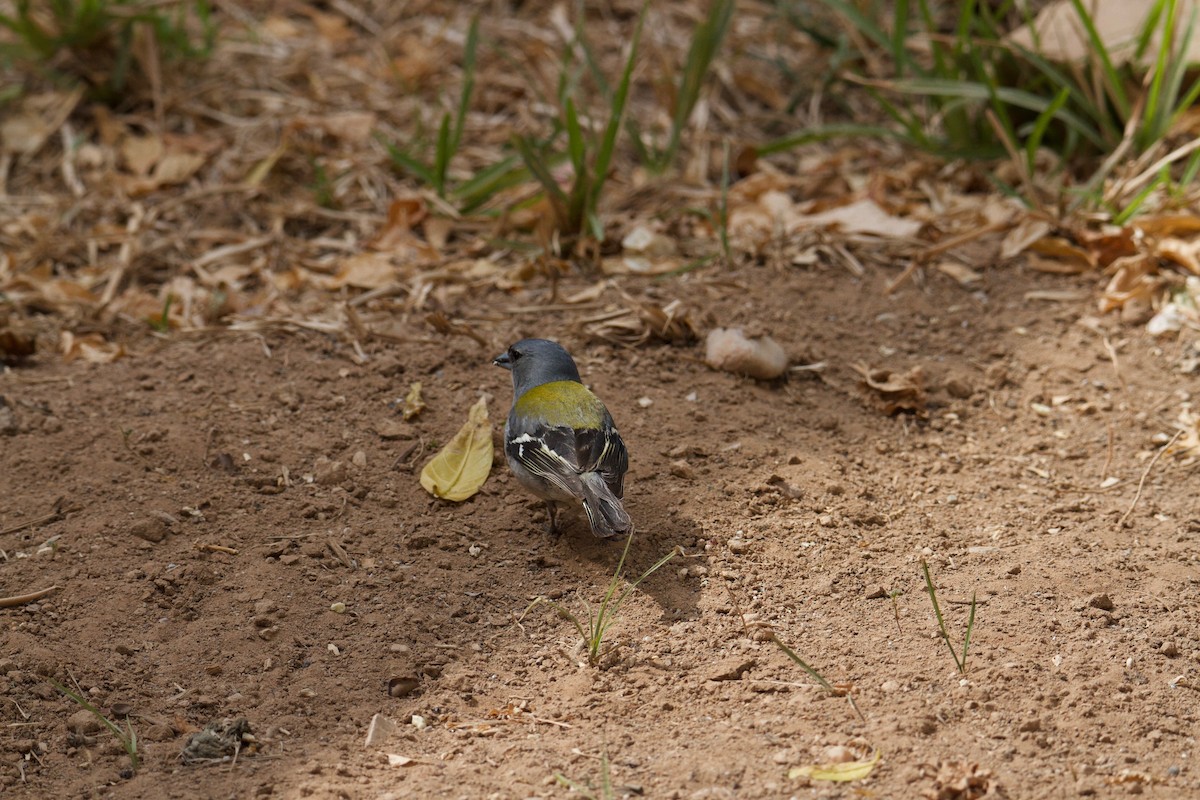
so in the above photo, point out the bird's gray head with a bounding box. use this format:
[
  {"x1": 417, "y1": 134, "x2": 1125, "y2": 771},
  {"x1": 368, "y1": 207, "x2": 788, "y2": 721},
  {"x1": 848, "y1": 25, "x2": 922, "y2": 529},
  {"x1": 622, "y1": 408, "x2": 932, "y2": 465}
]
[{"x1": 493, "y1": 338, "x2": 582, "y2": 395}]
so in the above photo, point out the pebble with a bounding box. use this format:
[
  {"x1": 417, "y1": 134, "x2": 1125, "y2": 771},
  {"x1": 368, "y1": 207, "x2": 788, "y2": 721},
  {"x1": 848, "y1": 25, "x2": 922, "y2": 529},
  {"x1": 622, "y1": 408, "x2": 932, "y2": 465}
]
[
  {"x1": 821, "y1": 745, "x2": 856, "y2": 763},
  {"x1": 1087, "y1": 593, "x2": 1115, "y2": 611},
  {"x1": 727, "y1": 538, "x2": 750, "y2": 554},
  {"x1": 129, "y1": 517, "x2": 168, "y2": 543},
  {"x1": 66, "y1": 709, "x2": 101, "y2": 735},
  {"x1": 669, "y1": 460, "x2": 695, "y2": 480}
]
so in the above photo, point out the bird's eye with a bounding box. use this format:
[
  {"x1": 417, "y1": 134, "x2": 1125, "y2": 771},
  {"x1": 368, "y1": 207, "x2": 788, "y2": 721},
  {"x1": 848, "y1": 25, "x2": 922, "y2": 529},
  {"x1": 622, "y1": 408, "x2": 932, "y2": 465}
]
[{"x1": 508, "y1": 348, "x2": 522, "y2": 361}]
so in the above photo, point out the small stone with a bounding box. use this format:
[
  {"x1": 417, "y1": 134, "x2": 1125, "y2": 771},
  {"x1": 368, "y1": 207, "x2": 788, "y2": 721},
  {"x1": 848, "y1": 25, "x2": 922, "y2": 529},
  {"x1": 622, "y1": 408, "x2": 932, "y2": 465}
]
[
  {"x1": 1019, "y1": 718, "x2": 1042, "y2": 732},
  {"x1": 727, "y1": 538, "x2": 750, "y2": 554},
  {"x1": 821, "y1": 745, "x2": 856, "y2": 763},
  {"x1": 67, "y1": 709, "x2": 102, "y2": 735},
  {"x1": 818, "y1": 514, "x2": 834, "y2": 528},
  {"x1": 313, "y1": 456, "x2": 347, "y2": 486},
  {"x1": 880, "y1": 679, "x2": 900, "y2": 693},
  {"x1": 364, "y1": 714, "x2": 396, "y2": 748},
  {"x1": 1160, "y1": 640, "x2": 1180, "y2": 658},
  {"x1": 708, "y1": 656, "x2": 755, "y2": 682},
  {"x1": 638, "y1": 396, "x2": 653, "y2": 408},
  {"x1": 387, "y1": 677, "x2": 420, "y2": 698},
  {"x1": 330, "y1": 602, "x2": 346, "y2": 614},
  {"x1": 351, "y1": 450, "x2": 367, "y2": 467},
  {"x1": 1087, "y1": 593, "x2": 1115, "y2": 611},
  {"x1": 129, "y1": 517, "x2": 168, "y2": 543},
  {"x1": 669, "y1": 459, "x2": 695, "y2": 480},
  {"x1": 944, "y1": 377, "x2": 974, "y2": 398}
]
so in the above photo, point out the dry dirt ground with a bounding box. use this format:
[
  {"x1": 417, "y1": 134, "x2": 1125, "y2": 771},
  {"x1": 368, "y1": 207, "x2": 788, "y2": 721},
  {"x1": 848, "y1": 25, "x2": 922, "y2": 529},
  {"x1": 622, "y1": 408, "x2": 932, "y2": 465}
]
[{"x1": 2, "y1": 261, "x2": 1199, "y2": 799}]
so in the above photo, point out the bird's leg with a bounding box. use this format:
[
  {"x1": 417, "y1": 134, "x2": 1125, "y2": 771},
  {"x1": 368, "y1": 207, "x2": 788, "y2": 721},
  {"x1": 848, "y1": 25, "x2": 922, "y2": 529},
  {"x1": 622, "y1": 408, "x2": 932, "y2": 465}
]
[{"x1": 545, "y1": 501, "x2": 561, "y2": 535}]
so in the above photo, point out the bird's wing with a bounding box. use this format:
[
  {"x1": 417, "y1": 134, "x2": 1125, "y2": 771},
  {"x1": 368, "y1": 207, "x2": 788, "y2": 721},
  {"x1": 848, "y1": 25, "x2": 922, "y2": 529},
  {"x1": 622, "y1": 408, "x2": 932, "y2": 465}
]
[{"x1": 506, "y1": 418, "x2": 628, "y2": 499}]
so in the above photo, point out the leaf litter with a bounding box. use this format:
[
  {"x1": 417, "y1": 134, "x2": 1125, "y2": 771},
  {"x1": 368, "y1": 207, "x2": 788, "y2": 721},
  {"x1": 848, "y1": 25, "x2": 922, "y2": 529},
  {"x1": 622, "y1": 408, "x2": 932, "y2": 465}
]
[{"x1": 1, "y1": 3, "x2": 1198, "y2": 797}]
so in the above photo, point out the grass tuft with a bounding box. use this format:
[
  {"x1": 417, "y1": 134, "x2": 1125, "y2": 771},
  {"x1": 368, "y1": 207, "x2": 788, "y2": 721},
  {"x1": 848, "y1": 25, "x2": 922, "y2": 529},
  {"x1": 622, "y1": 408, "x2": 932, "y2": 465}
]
[
  {"x1": 0, "y1": 0, "x2": 215, "y2": 101},
  {"x1": 523, "y1": 531, "x2": 677, "y2": 667},
  {"x1": 51, "y1": 678, "x2": 139, "y2": 773},
  {"x1": 920, "y1": 558, "x2": 976, "y2": 676}
]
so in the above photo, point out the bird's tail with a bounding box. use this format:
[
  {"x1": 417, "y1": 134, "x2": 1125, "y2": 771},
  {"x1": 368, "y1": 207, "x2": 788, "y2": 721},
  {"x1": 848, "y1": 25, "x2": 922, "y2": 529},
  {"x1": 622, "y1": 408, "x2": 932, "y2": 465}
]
[{"x1": 579, "y1": 472, "x2": 632, "y2": 539}]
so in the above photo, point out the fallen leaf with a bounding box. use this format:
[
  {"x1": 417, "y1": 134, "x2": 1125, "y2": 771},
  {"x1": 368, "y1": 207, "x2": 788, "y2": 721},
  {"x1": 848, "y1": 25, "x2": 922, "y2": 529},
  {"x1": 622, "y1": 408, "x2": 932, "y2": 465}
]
[
  {"x1": 1098, "y1": 255, "x2": 1162, "y2": 313},
  {"x1": 853, "y1": 363, "x2": 926, "y2": 415},
  {"x1": 1155, "y1": 237, "x2": 1200, "y2": 275},
  {"x1": 121, "y1": 134, "x2": 164, "y2": 176},
  {"x1": 0, "y1": 327, "x2": 36, "y2": 363},
  {"x1": 1029, "y1": 236, "x2": 1095, "y2": 270},
  {"x1": 999, "y1": 217, "x2": 1052, "y2": 259},
  {"x1": 402, "y1": 382, "x2": 426, "y2": 421},
  {"x1": 789, "y1": 750, "x2": 880, "y2": 782},
  {"x1": 61, "y1": 332, "x2": 125, "y2": 364},
  {"x1": 323, "y1": 254, "x2": 399, "y2": 290},
  {"x1": 792, "y1": 198, "x2": 923, "y2": 238},
  {"x1": 420, "y1": 396, "x2": 493, "y2": 502},
  {"x1": 936, "y1": 261, "x2": 982, "y2": 286},
  {"x1": 622, "y1": 225, "x2": 677, "y2": 257},
  {"x1": 0, "y1": 89, "x2": 82, "y2": 155}
]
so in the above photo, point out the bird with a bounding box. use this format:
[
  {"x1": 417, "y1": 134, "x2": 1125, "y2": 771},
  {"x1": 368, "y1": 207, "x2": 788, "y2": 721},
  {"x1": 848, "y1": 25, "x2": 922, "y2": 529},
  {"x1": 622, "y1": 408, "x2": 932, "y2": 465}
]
[{"x1": 493, "y1": 338, "x2": 632, "y2": 539}]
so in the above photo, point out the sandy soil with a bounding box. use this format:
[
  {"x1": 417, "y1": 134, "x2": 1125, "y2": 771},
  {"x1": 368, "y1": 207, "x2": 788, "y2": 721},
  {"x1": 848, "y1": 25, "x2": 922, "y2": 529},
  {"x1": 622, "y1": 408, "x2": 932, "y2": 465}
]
[{"x1": 2, "y1": 259, "x2": 1198, "y2": 800}]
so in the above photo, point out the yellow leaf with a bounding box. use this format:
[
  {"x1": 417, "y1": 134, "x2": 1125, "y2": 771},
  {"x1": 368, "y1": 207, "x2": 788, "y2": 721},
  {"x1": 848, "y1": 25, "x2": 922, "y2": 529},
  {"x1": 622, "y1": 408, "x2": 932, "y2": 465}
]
[
  {"x1": 403, "y1": 382, "x2": 426, "y2": 420},
  {"x1": 420, "y1": 397, "x2": 492, "y2": 502},
  {"x1": 788, "y1": 751, "x2": 880, "y2": 782}
]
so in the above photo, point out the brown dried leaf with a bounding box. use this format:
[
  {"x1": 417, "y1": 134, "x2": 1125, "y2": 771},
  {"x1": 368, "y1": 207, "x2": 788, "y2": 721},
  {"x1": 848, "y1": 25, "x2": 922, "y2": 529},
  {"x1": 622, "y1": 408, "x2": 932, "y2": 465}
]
[
  {"x1": 121, "y1": 134, "x2": 164, "y2": 177},
  {"x1": 999, "y1": 217, "x2": 1052, "y2": 259},
  {"x1": 425, "y1": 312, "x2": 488, "y2": 347},
  {"x1": 919, "y1": 760, "x2": 1003, "y2": 800},
  {"x1": 1098, "y1": 255, "x2": 1162, "y2": 314},
  {"x1": 323, "y1": 254, "x2": 399, "y2": 290},
  {"x1": 853, "y1": 363, "x2": 926, "y2": 415},
  {"x1": 1154, "y1": 237, "x2": 1200, "y2": 275},
  {"x1": 1135, "y1": 214, "x2": 1200, "y2": 238},
  {"x1": 936, "y1": 261, "x2": 982, "y2": 286},
  {"x1": 0, "y1": 327, "x2": 36, "y2": 364},
  {"x1": 61, "y1": 332, "x2": 125, "y2": 364},
  {"x1": 0, "y1": 89, "x2": 83, "y2": 155},
  {"x1": 1079, "y1": 227, "x2": 1138, "y2": 267},
  {"x1": 1028, "y1": 236, "x2": 1095, "y2": 271}
]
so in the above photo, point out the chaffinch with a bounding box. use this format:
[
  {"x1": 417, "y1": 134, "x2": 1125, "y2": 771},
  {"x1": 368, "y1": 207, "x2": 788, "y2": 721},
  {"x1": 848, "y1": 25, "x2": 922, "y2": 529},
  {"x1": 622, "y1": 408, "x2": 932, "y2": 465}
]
[{"x1": 493, "y1": 338, "x2": 632, "y2": 539}]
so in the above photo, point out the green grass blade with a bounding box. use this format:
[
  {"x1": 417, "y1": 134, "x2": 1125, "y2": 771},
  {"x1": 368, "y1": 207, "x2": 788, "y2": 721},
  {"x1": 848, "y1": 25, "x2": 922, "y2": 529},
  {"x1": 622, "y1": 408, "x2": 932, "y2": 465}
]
[
  {"x1": 1025, "y1": 86, "x2": 1070, "y2": 173},
  {"x1": 659, "y1": 0, "x2": 734, "y2": 170},
  {"x1": 821, "y1": 0, "x2": 892, "y2": 53},
  {"x1": 771, "y1": 635, "x2": 836, "y2": 693},
  {"x1": 1114, "y1": 168, "x2": 1168, "y2": 224},
  {"x1": 1141, "y1": 0, "x2": 1176, "y2": 145},
  {"x1": 433, "y1": 113, "x2": 452, "y2": 196},
  {"x1": 451, "y1": 14, "x2": 480, "y2": 159},
  {"x1": 887, "y1": 78, "x2": 1109, "y2": 149},
  {"x1": 588, "y1": 0, "x2": 648, "y2": 221},
  {"x1": 381, "y1": 136, "x2": 438, "y2": 187},
  {"x1": 757, "y1": 122, "x2": 911, "y2": 156},
  {"x1": 451, "y1": 155, "x2": 529, "y2": 212},
  {"x1": 1134, "y1": 0, "x2": 1169, "y2": 63},
  {"x1": 921, "y1": 559, "x2": 964, "y2": 674},
  {"x1": 1068, "y1": 0, "x2": 1131, "y2": 118},
  {"x1": 513, "y1": 134, "x2": 570, "y2": 226},
  {"x1": 960, "y1": 591, "x2": 977, "y2": 672}
]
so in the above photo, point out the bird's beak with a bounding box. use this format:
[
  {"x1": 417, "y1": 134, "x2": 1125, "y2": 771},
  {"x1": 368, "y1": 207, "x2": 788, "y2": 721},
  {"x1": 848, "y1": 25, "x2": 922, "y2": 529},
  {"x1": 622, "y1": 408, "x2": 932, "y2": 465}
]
[{"x1": 492, "y1": 351, "x2": 512, "y2": 370}]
